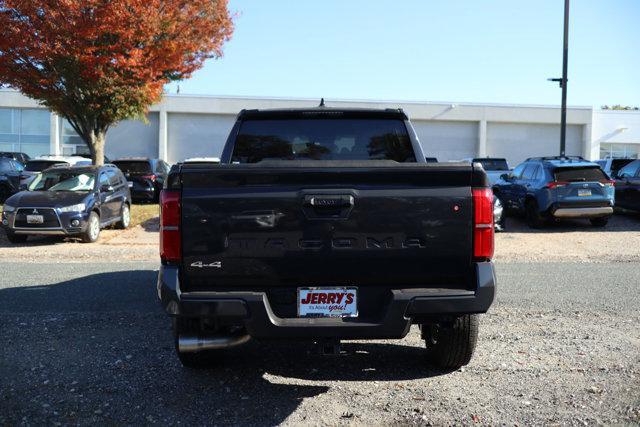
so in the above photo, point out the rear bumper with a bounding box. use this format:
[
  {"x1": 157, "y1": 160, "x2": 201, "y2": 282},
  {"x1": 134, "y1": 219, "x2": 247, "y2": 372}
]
[
  {"x1": 157, "y1": 262, "x2": 496, "y2": 340},
  {"x1": 552, "y1": 206, "x2": 613, "y2": 218}
]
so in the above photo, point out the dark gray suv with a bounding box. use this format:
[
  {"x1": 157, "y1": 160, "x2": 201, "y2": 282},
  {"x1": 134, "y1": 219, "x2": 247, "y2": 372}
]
[{"x1": 2, "y1": 164, "x2": 132, "y2": 243}]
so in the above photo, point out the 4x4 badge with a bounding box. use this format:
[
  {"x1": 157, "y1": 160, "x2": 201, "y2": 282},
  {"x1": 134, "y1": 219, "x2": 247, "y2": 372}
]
[{"x1": 190, "y1": 261, "x2": 222, "y2": 269}]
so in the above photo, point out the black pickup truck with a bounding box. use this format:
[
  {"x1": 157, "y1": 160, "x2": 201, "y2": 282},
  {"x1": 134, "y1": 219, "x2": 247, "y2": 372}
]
[{"x1": 157, "y1": 107, "x2": 496, "y2": 369}]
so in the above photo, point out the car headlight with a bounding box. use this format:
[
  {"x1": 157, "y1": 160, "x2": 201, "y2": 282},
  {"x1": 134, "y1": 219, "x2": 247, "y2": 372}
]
[
  {"x1": 2, "y1": 204, "x2": 16, "y2": 213},
  {"x1": 59, "y1": 203, "x2": 86, "y2": 213}
]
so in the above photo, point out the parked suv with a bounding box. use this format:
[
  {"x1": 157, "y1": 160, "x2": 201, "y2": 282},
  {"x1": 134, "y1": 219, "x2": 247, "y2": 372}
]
[
  {"x1": 2, "y1": 164, "x2": 131, "y2": 243},
  {"x1": 112, "y1": 158, "x2": 169, "y2": 202},
  {"x1": 462, "y1": 157, "x2": 510, "y2": 185},
  {"x1": 493, "y1": 156, "x2": 615, "y2": 228},
  {"x1": 614, "y1": 159, "x2": 640, "y2": 212},
  {"x1": 21, "y1": 156, "x2": 89, "y2": 188},
  {"x1": 0, "y1": 152, "x2": 30, "y2": 166},
  {"x1": 0, "y1": 157, "x2": 26, "y2": 202}
]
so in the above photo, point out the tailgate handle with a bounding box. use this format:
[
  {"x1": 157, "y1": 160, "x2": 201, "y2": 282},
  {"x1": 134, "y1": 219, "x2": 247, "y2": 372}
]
[
  {"x1": 302, "y1": 194, "x2": 355, "y2": 219},
  {"x1": 305, "y1": 195, "x2": 354, "y2": 208}
]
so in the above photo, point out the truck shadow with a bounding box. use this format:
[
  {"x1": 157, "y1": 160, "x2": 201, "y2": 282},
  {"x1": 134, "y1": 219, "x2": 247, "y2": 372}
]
[{"x1": 0, "y1": 269, "x2": 448, "y2": 425}]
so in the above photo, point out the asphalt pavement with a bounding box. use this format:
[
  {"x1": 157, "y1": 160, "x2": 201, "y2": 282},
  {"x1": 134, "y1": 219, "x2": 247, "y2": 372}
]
[{"x1": 1, "y1": 262, "x2": 639, "y2": 425}]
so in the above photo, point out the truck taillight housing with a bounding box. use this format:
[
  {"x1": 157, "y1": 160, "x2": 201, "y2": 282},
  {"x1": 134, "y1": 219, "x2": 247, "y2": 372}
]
[
  {"x1": 472, "y1": 188, "x2": 494, "y2": 260},
  {"x1": 160, "y1": 190, "x2": 181, "y2": 263}
]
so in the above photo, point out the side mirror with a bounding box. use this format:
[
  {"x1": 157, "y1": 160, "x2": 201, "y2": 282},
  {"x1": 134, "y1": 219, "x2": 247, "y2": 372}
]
[
  {"x1": 500, "y1": 173, "x2": 510, "y2": 181},
  {"x1": 100, "y1": 184, "x2": 114, "y2": 192}
]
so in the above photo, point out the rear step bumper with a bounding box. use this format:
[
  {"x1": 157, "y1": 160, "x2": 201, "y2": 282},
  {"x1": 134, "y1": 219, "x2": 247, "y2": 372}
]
[{"x1": 157, "y1": 262, "x2": 496, "y2": 340}]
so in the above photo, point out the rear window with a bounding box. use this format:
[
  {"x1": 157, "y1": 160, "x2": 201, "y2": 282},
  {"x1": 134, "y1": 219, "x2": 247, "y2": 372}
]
[
  {"x1": 553, "y1": 167, "x2": 607, "y2": 182},
  {"x1": 112, "y1": 161, "x2": 152, "y2": 174},
  {"x1": 474, "y1": 158, "x2": 509, "y2": 171},
  {"x1": 25, "y1": 161, "x2": 68, "y2": 172},
  {"x1": 231, "y1": 119, "x2": 416, "y2": 163}
]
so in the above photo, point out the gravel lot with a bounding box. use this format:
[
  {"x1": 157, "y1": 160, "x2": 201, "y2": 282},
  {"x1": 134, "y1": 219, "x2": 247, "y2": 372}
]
[
  {"x1": 1, "y1": 210, "x2": 639, "y2": 425},
  {"x1": 495, "y1": 211, "x2": 640, "y2": 263},
  {"x1": 0, "y1": 262, "x2": 639, "y2": 425}
]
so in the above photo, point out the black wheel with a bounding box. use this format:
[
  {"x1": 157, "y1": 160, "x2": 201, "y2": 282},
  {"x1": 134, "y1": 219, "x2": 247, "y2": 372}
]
[
  {"x1": 590, "y1": 216, "x2": 609, "y2": 227},
  {"x1": 493, "y1": 197, "x2": 506, "y2": 232},
  {"x1": 525, "y1": 200, "x2": 546, "y2": 229},
  {"x1": 116, "y1": 203, "x2": 130, "y2": 229},
  {"x1": 81, "y1": 211, "x2": 100, "y2": 243},
  {"x1": 173, "y1": 317, "x2": 217, "y2": 369},
  {"x1": 422, "y1": 314, "x2": 479, "y2": 369},
  {"x1": 5, "y1": 230, "x2": 27, "y2": 243}
]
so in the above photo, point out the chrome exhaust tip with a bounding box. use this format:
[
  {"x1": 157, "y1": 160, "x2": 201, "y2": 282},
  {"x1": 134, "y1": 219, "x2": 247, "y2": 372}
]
[{"x1": 178, "y1": 333, "x2": 250, "y2": 353}]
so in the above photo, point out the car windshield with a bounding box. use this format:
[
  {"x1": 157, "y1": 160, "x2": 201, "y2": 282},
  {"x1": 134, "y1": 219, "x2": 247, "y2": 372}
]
[
  {"x1": 553, "y1": 167, "x2": 607, "y2": 182},
  {"x1": 28, "y1": 171, "x2": 95, "y2": 192},
  {"x1": 475, "y1": 158, "x2": 509, "y2": 171},
  {"x1": 231, "y1": 118, "x2": 416, "y2": 163},
  {"x1": 112, "y1": 161, "x2": 151, "y2": 174},
  {"x1": 25, "y1": 161, "x2": 69, "y2": 172}
]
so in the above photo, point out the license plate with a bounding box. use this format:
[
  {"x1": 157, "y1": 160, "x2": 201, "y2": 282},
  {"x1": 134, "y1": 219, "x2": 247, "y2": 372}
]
[
  {"x1": 127, "y1": 181, "x2": 133, "y2": 188},
  {"x1": 26, "y1": 214, "x2": 44, "y2": 224},
  {"x1": 578, "y1": 189, "x2": 592, "y2": 197},
  {"x1": 298, "y1": 287, "x2": 358, "y2": 318}
]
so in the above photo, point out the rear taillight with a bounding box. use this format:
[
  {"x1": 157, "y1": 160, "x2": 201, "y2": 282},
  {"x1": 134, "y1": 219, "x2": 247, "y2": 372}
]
[
  {"x1": 160, "y1": 190, "x2": 181, "y2": 263},
  {"x1": 472, "y1": 188, "x2": 494, "y2": 260},
  {"x1": 142, "y1": 174, "x2": 157, "y2": 182},
  {"x1": 546, "y1": 181, "x2": 569, "y2": 189},
  {"x1": 600, "y1": 179, "x2": 615, "y2": 187}
]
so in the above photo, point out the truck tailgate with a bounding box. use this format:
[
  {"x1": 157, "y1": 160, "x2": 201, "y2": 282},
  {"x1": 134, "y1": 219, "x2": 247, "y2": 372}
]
[{"x1": 179, "y1": 163, "x2": 476, "y2": 293}]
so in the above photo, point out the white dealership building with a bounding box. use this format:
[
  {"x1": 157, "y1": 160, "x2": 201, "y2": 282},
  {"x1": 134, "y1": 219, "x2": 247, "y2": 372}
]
[{"x1": 1, "y1": 89, "x2": 639, "y2": 166}]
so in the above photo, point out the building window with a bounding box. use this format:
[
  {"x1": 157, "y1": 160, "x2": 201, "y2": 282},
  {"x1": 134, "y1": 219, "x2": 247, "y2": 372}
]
[
  {"x1": 600, "y1": 143, "x2": 639, "y2": 159},
  {"x1": 60, "y1": 119, "x2": 87, "y2": 155},
  {"x1": 0, "y1": 108, "x2": 50, "y2": 158}
]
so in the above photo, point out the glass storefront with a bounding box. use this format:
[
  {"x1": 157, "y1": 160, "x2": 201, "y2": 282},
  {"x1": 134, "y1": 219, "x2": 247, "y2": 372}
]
[
  {"x1": 60, "y1": 119, "x2": 87, "y2": 155},
  {"x1": 0, "y1": 108, "x2": 50, "y2": 158},
  {"x1": 599, "y1": 143, "x2": 640, "y2": 159}
]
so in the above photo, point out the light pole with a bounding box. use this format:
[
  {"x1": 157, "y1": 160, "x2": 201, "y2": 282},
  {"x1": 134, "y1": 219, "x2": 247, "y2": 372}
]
[{"x1": 548, "y1": 0, "x2": 570, "y2": 157}]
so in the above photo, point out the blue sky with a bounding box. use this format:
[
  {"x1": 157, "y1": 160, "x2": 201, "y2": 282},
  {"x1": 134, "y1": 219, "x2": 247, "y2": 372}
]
[{"x1": 165, "y1": 0, "x2": 640, "y2": 107}]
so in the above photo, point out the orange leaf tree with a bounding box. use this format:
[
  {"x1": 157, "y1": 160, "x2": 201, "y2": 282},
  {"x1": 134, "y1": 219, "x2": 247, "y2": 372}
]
[{"x1": 0, "y1": 0, "x2": 233, "y2": 165}]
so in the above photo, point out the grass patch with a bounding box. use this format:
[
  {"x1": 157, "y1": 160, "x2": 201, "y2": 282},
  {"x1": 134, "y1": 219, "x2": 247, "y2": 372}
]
[{"x1": 129, "y1": 203, "x2": 159, "y2": 228}]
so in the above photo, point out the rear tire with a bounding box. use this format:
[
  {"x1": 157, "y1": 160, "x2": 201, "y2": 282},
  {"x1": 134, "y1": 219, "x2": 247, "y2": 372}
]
[
  {"x1": 590, "y1": 216, "x2": 609, "y2": 227},
  {"x1": 5, "y1": 230, "x2": 27, "y2": 243},
  {"x1": 116, "y1": 203, "x2": 130, "y2": 229},
  {"x1": 81, "y1": 212, "x2": 100, "y2": 243},
  {"x1": 525, "y1": 200, "x2": 546, "y2": 229},
  {"x1": 422, "y1": 314, "x2": 479, "y2": 369}
]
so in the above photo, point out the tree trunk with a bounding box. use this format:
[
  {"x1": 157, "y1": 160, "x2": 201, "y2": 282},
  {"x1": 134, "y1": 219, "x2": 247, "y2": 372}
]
[{"x1": 89, "y1": 131, "x2": 106, "y2": 166}]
